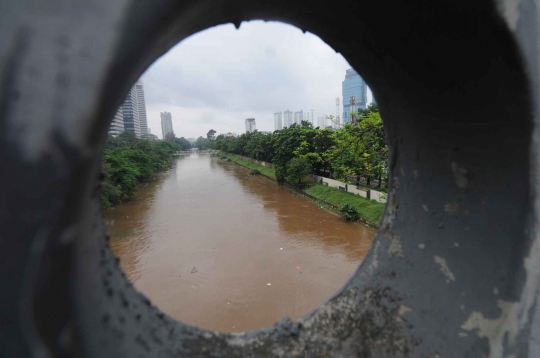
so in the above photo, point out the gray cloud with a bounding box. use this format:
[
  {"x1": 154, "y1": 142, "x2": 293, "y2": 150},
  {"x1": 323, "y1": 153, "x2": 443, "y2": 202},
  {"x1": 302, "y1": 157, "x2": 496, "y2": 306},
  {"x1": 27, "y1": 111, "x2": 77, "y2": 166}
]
[{"x1": 140, "y1": 21, "x2": 369, "y2": 138}]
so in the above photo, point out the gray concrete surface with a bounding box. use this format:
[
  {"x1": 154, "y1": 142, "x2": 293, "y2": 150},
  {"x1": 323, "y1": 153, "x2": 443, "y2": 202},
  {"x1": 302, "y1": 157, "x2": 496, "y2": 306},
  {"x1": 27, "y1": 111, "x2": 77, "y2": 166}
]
[{"x1": 0, "y1": 0, "x2": 539, "y2": 356}]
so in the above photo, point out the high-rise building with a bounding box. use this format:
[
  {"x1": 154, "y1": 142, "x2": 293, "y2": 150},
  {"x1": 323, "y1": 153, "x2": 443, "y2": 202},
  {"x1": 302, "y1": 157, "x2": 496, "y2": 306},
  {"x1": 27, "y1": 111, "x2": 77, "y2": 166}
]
[
  {"x1": 121, "y1": 85, "x2": 141, "y2": 137},
  {"x1": 317, "y1": 116, "x2": 326, "y2": 128},
  {"x1": 136, "y1": 81, "x2": 148, "y2": 136},
  {"x1": 294, "y1": 110, "x2": 304, "y2": 124},
  {"x1": 108, "y1": 108, "x2": 124, "y2": 136},
  {"x1": 283, "y1": 110, "x2": 293, "y2": 127},
  {"x1": 274, "y1": 112, "x2": 283, "y2": 131},
  {"x1": 311, "y1": 110, "x2": 314, "y2": 124},
  {"x1": 245, "y1": 118, "x2": 256, "y2": 133},
  {"x1": 161, "y1": 112, "x2": 173, "y2": 139},
  {"x1": 342, "y1": 68, "x2": 367, "y2": 123}
]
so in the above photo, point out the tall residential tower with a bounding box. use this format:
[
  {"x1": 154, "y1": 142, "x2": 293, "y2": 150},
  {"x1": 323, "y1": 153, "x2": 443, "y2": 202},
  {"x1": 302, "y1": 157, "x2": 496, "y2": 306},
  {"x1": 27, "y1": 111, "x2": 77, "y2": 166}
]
[
  {"x1": 161, "y1": 112, "x2": 173, "y2": 139},
  {"x1": 294, "y1": 110, "x2": 303, "y2": 125},
  {"x1": 283, "y1": 110, "x2": 293, "y2": 127},
  {"x1": 108, "y1": 108, "x2": 125, "y2": 136},
  {"x1": 245, "y1": 118, "x2": 256, "y2": 133},
  {"x1": 274, "y1": 112, "x2": 283, "y2": 131},
  {"x1": 136, "y1": 81, "x2": 148, "y2": 136},
  {"x1": 121, "y1": 85, "x2": 141, "y2": 137}
]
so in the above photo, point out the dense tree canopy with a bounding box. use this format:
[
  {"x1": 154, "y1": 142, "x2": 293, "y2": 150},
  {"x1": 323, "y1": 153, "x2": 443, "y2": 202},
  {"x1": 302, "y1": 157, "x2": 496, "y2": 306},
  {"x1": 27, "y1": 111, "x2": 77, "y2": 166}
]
[
  {"x1": 101, "y1": 132, "x2": 189, "y2": 208},
  {"x1": 194, "y1": 136, "x2": 211, "y2": 150},
  {"x1": 214, "y1": 105, "x2": 388, "y2": 187}
]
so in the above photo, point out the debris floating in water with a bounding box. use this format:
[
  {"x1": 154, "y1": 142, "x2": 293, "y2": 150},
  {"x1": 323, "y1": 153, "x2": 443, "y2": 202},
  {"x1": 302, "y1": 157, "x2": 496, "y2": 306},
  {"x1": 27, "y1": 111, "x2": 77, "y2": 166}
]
[
  {"x1": 267, "y1": 283, "x2": 271, "y2": 286},
  {"x1": 280, "y1": 248, "x2": 283, "y2": 250},
  {"x1": 191, "y1": 267, "x2": 198, "y2": 274},
  {"x1": 296, "y1": 266, "x2": 301, "y2": 270}
]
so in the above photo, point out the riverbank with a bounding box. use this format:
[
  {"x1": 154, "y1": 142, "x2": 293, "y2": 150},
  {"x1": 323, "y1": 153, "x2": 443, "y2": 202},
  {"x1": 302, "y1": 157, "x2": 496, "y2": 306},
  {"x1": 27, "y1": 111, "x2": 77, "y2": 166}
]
[
  {"x1": 221, "y1": 155, "x2": 276, "y2": 179},
  {"x1": 222, "y1": 154, "x2": 384, "y2": 226},
  {"x1": 106, "y1": 153, "x2": 375, "y2": 332},
  {"x1": 101, "y1": 133, "x2": 185, "y2": 208}
]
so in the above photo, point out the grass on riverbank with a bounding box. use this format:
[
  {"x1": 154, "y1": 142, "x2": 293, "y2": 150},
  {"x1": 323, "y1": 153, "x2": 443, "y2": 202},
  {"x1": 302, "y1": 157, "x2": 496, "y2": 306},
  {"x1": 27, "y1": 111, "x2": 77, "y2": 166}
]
[
  {"x1": 303, "y1": 184, "x2": 384, "y2": 224},
  {"x1": 222, "y1": 154, "x2": 385, "y2": 224},
  {"x1": 224, "y1": 155, "x2": 276, "y2": 179}
]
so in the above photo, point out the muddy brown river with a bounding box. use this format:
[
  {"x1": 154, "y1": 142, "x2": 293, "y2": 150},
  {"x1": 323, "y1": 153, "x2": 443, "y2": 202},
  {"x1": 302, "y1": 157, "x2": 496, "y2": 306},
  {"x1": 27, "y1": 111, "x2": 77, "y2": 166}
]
[{"x1": 104, "y1": 153, "x2": 374, "y2": 333}]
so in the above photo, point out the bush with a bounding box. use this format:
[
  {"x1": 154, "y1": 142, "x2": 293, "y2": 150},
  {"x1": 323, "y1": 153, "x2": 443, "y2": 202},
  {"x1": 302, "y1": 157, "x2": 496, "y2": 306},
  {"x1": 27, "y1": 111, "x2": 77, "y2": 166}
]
[
  {"x1": 339, "y1": 203, "x2": 360, "y2": 221},
  {"x1": 227, "y1": 158, "x2": 232, "y2": 162},
  {"x1": 274, "y1": 164, "x2": 287, "y2": 182},
  {"x1": 249, "y1": 169, "x2": 261, "y2": 175},
  {"x1": 220, "y1": 155, "x2": 227, "y2": 159},
  {"x1": 286, "y1": 157, "x2": 312, "y2": 187}
]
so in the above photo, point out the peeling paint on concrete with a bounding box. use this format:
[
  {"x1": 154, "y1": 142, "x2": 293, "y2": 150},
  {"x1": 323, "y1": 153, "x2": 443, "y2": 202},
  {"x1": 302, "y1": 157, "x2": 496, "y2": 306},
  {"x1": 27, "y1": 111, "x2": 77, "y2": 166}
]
[
  {"x1": 451, "y1": 162, "x2": 468, "y2": 189},
  {"x1": 444, "y1": 201, "x2": 460, "y2": 215},
  {"x1": 434, "y1": 255, "x2": 456, "y2": 282},
  {"x1": 461, "y1": 300, "x2": 519, "y2": 358},
  {"x1": 388, "y1": 235, "x2": 404, "y2": 258}
]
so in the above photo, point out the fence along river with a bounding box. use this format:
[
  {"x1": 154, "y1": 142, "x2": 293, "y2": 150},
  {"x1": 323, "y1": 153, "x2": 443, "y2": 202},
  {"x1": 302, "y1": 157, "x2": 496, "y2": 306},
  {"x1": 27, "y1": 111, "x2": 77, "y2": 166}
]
[{"x1": 104, "y1": 153, "x2": 375, "y2": 332}]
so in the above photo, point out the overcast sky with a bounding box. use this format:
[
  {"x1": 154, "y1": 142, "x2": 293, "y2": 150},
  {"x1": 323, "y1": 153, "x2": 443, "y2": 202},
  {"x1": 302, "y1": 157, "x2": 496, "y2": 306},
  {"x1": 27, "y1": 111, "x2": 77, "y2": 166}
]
[{"x1": 139, "y1": 21, "x2": 372, "y2": 139}]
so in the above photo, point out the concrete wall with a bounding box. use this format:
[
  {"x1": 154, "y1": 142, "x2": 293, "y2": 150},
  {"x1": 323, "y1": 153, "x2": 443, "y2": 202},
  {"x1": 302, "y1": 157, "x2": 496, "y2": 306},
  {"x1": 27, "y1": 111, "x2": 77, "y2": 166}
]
[
  {"x1": 2, "y1": 1, "x2": 538, "y2": 356},
  {"x1": 313, "y1": 175, "x2": 386, "y2": 203},
  {"x1": 235, "y1": 155, "x2": 273, "y2": 168}
]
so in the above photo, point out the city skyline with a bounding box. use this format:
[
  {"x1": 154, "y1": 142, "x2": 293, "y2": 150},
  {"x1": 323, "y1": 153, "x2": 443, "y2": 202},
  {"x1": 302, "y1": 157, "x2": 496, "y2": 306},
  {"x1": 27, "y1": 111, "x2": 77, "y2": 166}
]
[{"x1": 137, "y1": 21, "x2": 373, "y2": 139}]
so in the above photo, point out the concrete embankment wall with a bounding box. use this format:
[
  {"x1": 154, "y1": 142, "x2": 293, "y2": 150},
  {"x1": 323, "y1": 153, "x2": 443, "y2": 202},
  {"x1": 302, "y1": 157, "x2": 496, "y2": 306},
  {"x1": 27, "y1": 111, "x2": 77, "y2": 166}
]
[
  {"x1": 235, "y1": 155, "x2": 274, "y2": 168},
  {"x1": 313, "y1": 175, "x2": 387, "y2": 203}
]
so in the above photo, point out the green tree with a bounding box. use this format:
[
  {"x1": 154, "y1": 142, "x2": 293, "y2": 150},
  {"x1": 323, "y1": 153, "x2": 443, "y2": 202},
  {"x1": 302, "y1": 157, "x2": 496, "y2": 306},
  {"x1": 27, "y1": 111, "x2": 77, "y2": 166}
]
[
  {"x1": 164, "y1": 131, "x2": 176, "y2": 143},
  {"x1": 207, "y1": 129, "x2": 216, "y2": 140},
  {"x1": 286, "y1": 157, "x2": 312, "y2": 187},
  {"x1": 100, "y1": 133, "x2": 179, "y2": 208},
  {"x1": 174, "y1": 137, "x2": 192, "y2": 151},
  {"x1": 194, "y1": 136, "x2": 210, "y2": 150},
  {"x1": 273, "y1": 124, "x2": 310, "y2": 181}
]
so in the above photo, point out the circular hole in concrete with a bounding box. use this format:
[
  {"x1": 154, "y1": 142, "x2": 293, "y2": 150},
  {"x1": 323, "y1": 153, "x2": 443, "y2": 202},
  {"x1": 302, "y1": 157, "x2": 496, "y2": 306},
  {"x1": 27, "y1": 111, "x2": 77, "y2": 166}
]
[{"x1": 102, "y1": 21, "x2": 385, "y2": 333}]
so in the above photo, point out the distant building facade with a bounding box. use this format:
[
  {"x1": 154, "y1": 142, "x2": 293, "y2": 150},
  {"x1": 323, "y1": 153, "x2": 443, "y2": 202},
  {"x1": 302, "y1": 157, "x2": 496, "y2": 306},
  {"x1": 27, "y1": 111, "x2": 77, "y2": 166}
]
[
  {"x1": 317, "y1": 116, "x2": 326, "y2": 128},
  {"x1": 274, "y1": 112, "x2": 283, "y2": 131},
  {"x1": 108, "y1": 108, "x2": 124, "y2": 136},
  {"x1": 161, "y1": 112, "x2": 173, "y2": 139},
  {"x1": 136, "y1": 81, "x2": 148, "y2": 136},
  {"x1": 342, "y1": 68, "x2": 367, "y2": 123},
  {"x1": 294, "y1": 110, "x2": 304, "y2": 125},
  {"x1": 283, "y1": 110, "x2": 293, "y2": 127},
  {"x1": 121, "y1": 85, "x2": 141, "y2": 137},
  {"x1": 245, "y1": 118, "x2": 256, "y2": 133}
]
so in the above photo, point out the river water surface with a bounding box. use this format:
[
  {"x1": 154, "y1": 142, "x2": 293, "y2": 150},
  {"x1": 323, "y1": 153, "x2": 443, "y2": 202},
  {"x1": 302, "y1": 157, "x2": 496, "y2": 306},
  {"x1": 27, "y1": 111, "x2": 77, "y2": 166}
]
[{"x1": 104, "y1": 154, "x2": 374, "y2": 332}]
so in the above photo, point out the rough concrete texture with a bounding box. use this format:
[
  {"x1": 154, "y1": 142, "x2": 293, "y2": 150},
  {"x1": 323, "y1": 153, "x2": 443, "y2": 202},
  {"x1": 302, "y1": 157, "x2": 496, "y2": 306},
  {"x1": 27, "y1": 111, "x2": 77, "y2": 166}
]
[{"x1": 0, "y1": 0, "x2": 539, "y2": 357}]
